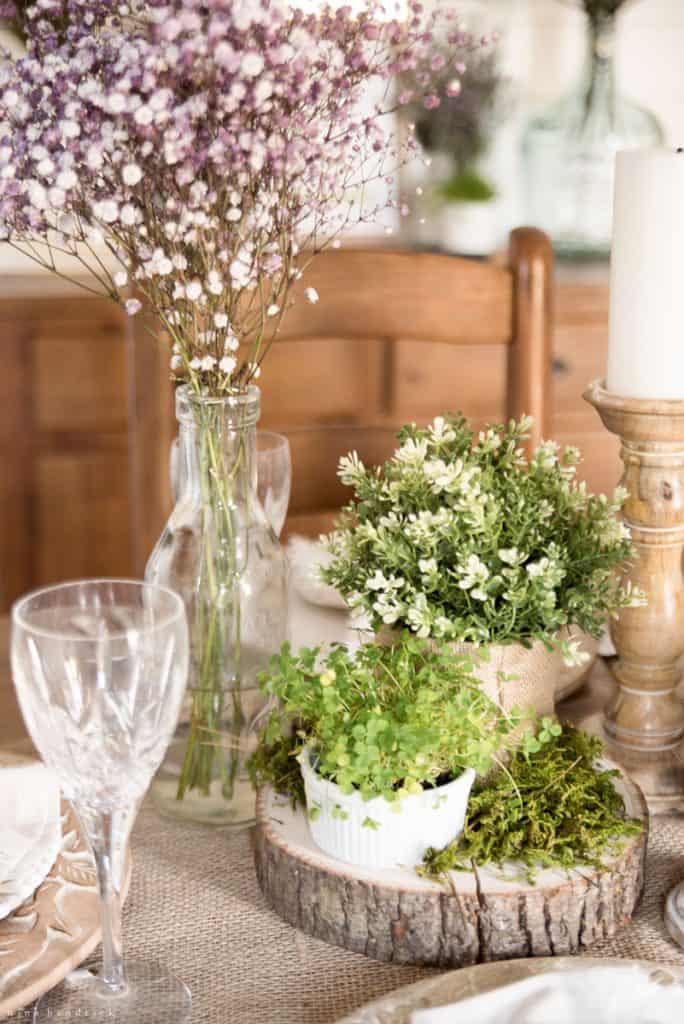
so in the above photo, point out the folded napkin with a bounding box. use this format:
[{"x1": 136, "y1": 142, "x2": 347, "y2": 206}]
[
  {"x1": 288, "y1": 536, "x2": 349, "y2": 611},
  {"x1": 411, "y1": 966, "x2": 684, "y2": 1024},
  {"x1": 0, "y1": 761, "x2": 62, "y2": 920}
]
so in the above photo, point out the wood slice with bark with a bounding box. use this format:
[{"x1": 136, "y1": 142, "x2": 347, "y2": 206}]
[{"x1": 253, "y1": 770, "x2": 648, "y2": 967}]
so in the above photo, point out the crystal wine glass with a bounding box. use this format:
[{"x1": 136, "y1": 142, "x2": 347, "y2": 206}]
[
  {"x1": 11, "y1": 579, "x2": 190, "y2": 1024},
  {"x1": 171, "y1": 429, "x2": 291, "y2": 535},
  {"x1": 256, "y1": 430, "x2": 292, "y2": 538}
]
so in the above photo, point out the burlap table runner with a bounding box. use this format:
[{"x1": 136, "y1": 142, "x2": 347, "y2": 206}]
[{"x1": 8, "y1": 805, "x2": 683, "y2": 1024}]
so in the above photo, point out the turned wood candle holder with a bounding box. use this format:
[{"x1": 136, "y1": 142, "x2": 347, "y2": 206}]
[{"x1": 584, "y1": 380, "x2": 684, "y2": 814}]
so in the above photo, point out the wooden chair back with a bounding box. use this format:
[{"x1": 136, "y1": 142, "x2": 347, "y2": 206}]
[{"x1": 129, "y1": 227, "x2": 553, "y2": 564}]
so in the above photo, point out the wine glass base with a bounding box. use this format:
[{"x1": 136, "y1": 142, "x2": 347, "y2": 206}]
[
  {"x1": 665, "y1": 881, "x2": 684, "y2": 950},
  {"x1": 33, "y1": 961, "x2": 191, "y2": 1023}
]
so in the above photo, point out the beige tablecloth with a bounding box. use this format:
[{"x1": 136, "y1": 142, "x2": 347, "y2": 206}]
[
  {"x1": 44, "y1": 806, "x2": 684, "y2": 1024},
  {"x1": 5, "y1": 592, "x2": 684, "y2": 1023}
]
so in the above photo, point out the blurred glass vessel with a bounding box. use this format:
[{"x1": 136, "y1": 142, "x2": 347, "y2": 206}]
[
  {"x1": 171, "y1": 429, "x2": 291, "y2": 537},
  {"x1": 146, "y1": 385, "x2": 287, "y2": 829},
  {"x1": 522, "y1": 8, "x2": 663, "y2": 259}
]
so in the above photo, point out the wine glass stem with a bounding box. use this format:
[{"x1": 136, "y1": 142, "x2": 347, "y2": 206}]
[{"x1": 91, "y1": 811, "x2": 125, "y2": 990}]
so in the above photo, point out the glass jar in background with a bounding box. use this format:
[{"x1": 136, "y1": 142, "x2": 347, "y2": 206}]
[{"x1": 522, "y1": 6, "x2": 663, "y2": 259}]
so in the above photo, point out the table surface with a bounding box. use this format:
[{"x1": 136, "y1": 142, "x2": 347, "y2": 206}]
[{"x1": 2, "y1": 603, "x2": 684, "y2": 1024}]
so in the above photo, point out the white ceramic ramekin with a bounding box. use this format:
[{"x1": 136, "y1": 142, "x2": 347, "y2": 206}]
[{"x1": 298, "y1": 748, "x2": 475, "y2": 870}]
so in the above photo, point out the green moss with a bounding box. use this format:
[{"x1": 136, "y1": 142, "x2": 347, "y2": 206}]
[
  {"x1": 248, "y1": 731, "x2": 305, "y2": 808},
  {"x1": 419, "y1": 726, "x2": 643, "y2": 883}
]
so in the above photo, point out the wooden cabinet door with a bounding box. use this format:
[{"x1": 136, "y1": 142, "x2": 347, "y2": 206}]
[{"x1": 0, "y1": 295, "x2": 131, "y2": 611}]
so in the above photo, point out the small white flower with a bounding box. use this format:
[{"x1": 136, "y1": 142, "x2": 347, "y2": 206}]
[
  {"x1": 226, "y1": 208, "x2": 241, "y2": 222},
  {"x1": 170, "y1": 354, "x2": 183, "y2": 371},
  {"x1": 395, "y1": 437, "x2": 428, "y2": 466},
  {"x1": 304, "y1": 286, "x2": 319, "y2": 304},
  {"x1": 206, "y1": 270, "x2": 223, "y2": 296},
  {"x1": 430, "y1": 416, "x2": 455, "y2": 443},
  {"x1": 241, "y1": 52, "x2": 264, "y2": 77},
  {"x1": 424, "y1": 457, "x2": 466, "y2": 494},
  {"x1": 48, "y1": 187, "x2": 66, "y2": 209},
  {"x1": 367, "y1": 570, "x2": 389, "y2": 592},
  {"x1": 267, "y1": 304, "x2": 279, "y2": 316},
  {"x1": 458, "y1": 554, "x2": 489, "y2": 592},
  {"x1": 498, "y1": 548, "x2": 523, "y2": 566},
  {"x1": 338, "y1": 451, "x2": 364, "y2": 485},
  {"x1": 60, "y1": 119, "x2": 80, "y2": 139},
  {"x1": 406, "y1": 593, "x2": 432, "y2": 638},
  {"x1": 94, "y1": 199, "x2": 119, "y2": 223},
  {"x1": 214, "y1": 312, "x2": 229, "y2": 328},
  {"x1": 113, "y1": 270, "x2": 128, "y2": 288},
  {"x1": 185, "y1": 280, "x2": 203, "y2": 302},
  {"x1": 83, "y1": 145, "x2": 102, "y2": 169},
  {"x1": 108, "y1": 92, "x2": 127, "y2": 113},
  {"x1": 134, "y1": 105, "x2": 154, "y2": 125},
  {"x1": 253, "y1": 78, "x2": 273, "y2": 104},
  {"x1": 560, "y1": 639, "x2": 591, "y2": 669},
  {"x1": 224, "y1": 335, "x2": 240, "y2": 352},
  {"x1": 37, "y1": 157, "x2": 55, "y2": 178},
  {"x1": 56, "y1": 169, "x2": 77, "y2": 190},
  {"x1": 27, "y1": 181, "x2": 47, "y2": 208},
  {"x1": 219, "y1": 355, "x2": 236, "y2": 374},
  {"x1": 199, "y1": 355, "x2": 216, "y2": 371},
  {"x1": 120, "y1": 204, "x2": 137, "y2": 226},
  {"x1": 122, "y1": 163, "x2": 143, "y2": 186},
  {"x1": 125, "y1": 298, "x2": 142, "y2": 316}
]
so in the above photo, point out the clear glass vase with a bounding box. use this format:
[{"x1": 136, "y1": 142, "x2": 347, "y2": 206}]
[
  {"x1": 522, "y1": 10, "x2": 663, "y2": 259},
  {"x1": 146, "y1": 385, "x2": 287, "y2": 828}
]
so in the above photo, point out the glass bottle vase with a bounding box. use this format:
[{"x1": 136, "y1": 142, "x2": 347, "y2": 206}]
[
  {"x1": 522, "y1": 10, "x2": 663, "y2": 259},
  {"x1": 146, "y1": 385, "x2": 287, "y2": 828}
]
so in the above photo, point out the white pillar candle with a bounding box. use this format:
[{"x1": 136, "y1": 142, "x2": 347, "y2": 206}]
[{"x1": 606, "y1": 148, "x2": 684, "y2": 399}]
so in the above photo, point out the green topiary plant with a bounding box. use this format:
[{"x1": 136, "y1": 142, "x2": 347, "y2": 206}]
[{"x1": 320, "y1": 415, "x2": 643, "y2": 654}]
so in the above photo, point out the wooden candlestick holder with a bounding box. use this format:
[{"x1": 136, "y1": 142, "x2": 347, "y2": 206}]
[{"x1": 584, "y1": 380, "x2": 684, "y2": 814}]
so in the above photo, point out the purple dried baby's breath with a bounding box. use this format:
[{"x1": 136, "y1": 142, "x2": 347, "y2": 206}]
[{"x1": 0, "y1": 0, "x2": 483, "y2": 394}]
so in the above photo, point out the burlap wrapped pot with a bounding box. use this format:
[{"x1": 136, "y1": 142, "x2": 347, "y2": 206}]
[{"x1": 376, "y1": 626, "x2": 561, "y2": 718}]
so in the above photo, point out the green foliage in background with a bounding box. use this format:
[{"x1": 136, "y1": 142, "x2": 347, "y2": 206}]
[
  {"x1": 437, "y1": 166, "x2": 497, "y2": 203},
  {"x1": 579, "y1": 0, "x2": 629, "y2": 25}
]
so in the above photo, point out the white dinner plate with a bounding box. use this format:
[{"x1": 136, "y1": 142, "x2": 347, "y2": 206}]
[
  {"x1": 334, "y1": 958, "x2": 684, "y2": 1023},
  {"x1": 0, "y1": 759, "x2": 62, "y2": 921}
]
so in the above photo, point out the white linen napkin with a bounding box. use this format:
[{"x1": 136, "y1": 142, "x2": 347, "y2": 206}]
[
  {"x1": 0, "y1": 761, "x2": 61, "y2": 920},
  {"x1": 287, "y1": 536, "x2": 349, "y2": 611},
  {"x1": 411, "y1": 966, "x2": 684, "y2": 1024}
]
